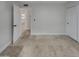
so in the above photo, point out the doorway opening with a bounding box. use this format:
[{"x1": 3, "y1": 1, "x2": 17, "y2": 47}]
[{"x1": 13, "y1": 4, "x2": 31, "y2": 44}]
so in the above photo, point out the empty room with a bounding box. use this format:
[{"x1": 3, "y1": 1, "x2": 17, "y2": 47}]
[{"x1": 0, "y1": 1, "x2": 79, "y2": 57}]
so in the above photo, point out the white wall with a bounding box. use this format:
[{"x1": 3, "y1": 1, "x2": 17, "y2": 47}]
[
  {"x1": 0, "y1": 1, "x2": 12, "y2": 53},
  {"x1": 0, "y1": 1, "x2": 27, "y2": 53},
  {"x1": 66, "y1": 1, "x2": 79, "y2": 8},
  {"x1": 30, "y1": 2, "x2": 66, "y2": 35},
  {"x1": 0, "y1": 1, "x2": 26, "y2": 53},
  {"x1": 0, "y1": 1, "x2": 66, "y2": 53}
]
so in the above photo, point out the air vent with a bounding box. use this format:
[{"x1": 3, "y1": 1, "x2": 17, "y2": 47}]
[{"x1": 24, "y1": 4, "x2": 28, "y2": 6}]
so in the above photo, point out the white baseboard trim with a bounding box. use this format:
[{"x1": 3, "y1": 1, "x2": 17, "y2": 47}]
[
  {"x1": 64, "y1": 33, "x2": 68, "y2": 36},
  {"x1": 31, "y1": 33, "x2": 65, "y2": 35},
  {"x1": 0, "y1": 41, "x2": 11, "y2": 53}
]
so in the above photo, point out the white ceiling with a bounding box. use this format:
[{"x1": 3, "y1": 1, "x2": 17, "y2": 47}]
[
  {"x1": 13, "y1": 1, "x2": 68, "y2": 7},
  {"x1": 22, "y1": 1, "x2": 68, "y2": 4}
]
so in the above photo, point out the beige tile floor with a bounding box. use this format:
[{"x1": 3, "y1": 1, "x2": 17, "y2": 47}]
[
  {"x1": 14, "y1": 35, "x2": 79, "y2": 57},
  {"x1": 0, "y1": 46, "x2": 23, "y2": 57},
  {"x1": 1, "y1": 35, "x2": 79, "y2": 57}
]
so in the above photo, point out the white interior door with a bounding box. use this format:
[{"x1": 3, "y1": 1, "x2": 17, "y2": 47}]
[
  {"x1": 66, "y1": 7, "x2": 77, "y2": 40},
  {"x1": 13, "y1": 5, "x2": 21, "y2": 43},
  {"x1": 77, "y1": 5, "x2": 79, "y2": 42},
  {"x1": 66, "y1": 8, "x2": 71, "y2": 37},
  {"x1": 13, "y1": 5, "x2": 31, "y2": 43}
]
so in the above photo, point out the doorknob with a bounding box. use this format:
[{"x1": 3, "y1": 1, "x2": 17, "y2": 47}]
[
  {"x1": 67, "y1": 22, "x2": 69, "y2": 24},
  {"x1": 34, "y1": 19, "x2": 35, "y2": 21},
  {"x1": 13, "y1": 25, "x2": 17, "y2": 27}
]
